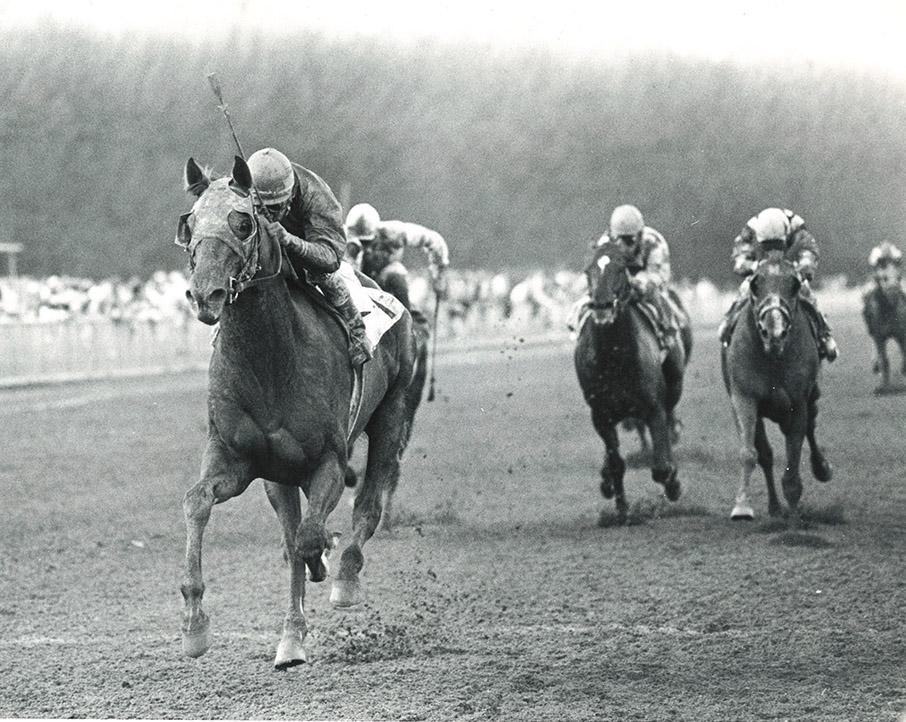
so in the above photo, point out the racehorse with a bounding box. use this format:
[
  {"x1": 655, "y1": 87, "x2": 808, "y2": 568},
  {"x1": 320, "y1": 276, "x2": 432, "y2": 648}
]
[
  {"x1": 175, "y1": 156, "x2": 416, "y2": 668},
  {"x1": 722, "y1": 256, "x2": 833, "y2": 520},
  {"x1": 574, "y1": 241, "x2": 687, "y2": 523},
  {"x1": 861, "y1": 277, "x2": 906, "y2": 392}
]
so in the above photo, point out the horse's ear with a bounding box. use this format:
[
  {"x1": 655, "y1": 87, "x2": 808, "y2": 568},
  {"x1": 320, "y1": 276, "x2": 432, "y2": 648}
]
[
  {"x1": 230, "y1": 156, "x2": 253, "y2": 197},
  {"x1": 185, "y1": 157, "x2": 211, "y2": 197},
  {"x1": 791, "y1": 275, "x2": 801, "y2": 296}
]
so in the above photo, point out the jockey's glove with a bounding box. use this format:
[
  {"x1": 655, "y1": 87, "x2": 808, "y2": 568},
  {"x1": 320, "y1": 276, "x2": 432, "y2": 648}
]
[{"x1": 261, "y1": 219, "x2": 339, "y2": 273}]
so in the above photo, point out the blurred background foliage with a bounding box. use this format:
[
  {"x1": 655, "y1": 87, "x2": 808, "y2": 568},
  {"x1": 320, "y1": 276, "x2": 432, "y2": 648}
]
[{"x1": 1, "y1": 26, "x2": 904, "y2": 285}]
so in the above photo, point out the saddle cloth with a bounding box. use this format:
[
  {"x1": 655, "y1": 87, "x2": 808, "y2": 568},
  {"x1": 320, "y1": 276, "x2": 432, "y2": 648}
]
[{"x1": 337, "y1": 260, "x2": 406, "y2": 349}]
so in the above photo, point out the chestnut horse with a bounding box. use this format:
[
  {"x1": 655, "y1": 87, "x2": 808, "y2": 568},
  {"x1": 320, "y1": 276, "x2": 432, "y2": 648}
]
[
  {"x1": 722, "y1": 257, "x2": 832, "y2": 520},
  {"x1": 175, "y1": 156, "x2": 416, "y2": 668},
  {"x1": 574, "y1": 241, "x2": 687, "y2": 523}
]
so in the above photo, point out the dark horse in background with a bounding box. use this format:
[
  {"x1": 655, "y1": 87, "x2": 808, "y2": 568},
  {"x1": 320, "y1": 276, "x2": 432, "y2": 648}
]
[
  {"x1": 574, "y1": 241, "x2": 688, "y2": 524},
  {"x1": 862, "y1": 270, "x2": 906, "y2": 393},
  {"x1": 722, "y1": 256, "x2": 832, "y2": 521},
  {"x1": 176, "y1": 156, "x2": 416, "y2": 668}
]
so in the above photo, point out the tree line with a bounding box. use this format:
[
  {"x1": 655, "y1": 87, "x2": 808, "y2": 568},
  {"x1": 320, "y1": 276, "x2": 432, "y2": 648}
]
[{"x1": 1, "y1": 26, "x2": 903, "y2": 286}]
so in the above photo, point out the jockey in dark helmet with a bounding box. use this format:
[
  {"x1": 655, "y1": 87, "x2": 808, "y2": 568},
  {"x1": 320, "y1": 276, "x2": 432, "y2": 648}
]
[
  {"x1": 718, "y1": 207, "x2": 838, "y2": 362},
  {"x1": 247, "y1": 148, "x2": 371, "y2": 366},
  {"x1": 568, "y1": 204, "x2": 680, "y2": 348},
  {"x1": 344, "y1": 203, "x2": 450, "y2": 311}
]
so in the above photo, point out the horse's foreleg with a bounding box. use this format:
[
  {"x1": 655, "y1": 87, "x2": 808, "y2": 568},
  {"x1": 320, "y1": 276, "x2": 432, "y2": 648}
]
[
  {"x1": 874, "y1": 337, "x2": 891, "y2": 388},
  {"x1": 264, "y1": 482, "x2": 308, "y2": 669},
  {"x1": 180, "y1": 449, "x2": 254, "y2": 659},
  {"x1": 648, "y1": 407, "x2": 681, "y2": 502},
  {"x1": 593, "y1": 411, "x2": 627, "y2": 523},
  {"x1": 754, "y1": 418, "x2": 780, "y2": 516},
  {"x1": 730, "y1": 395, "x2": 758, "y2": 520},
  {"x1": 781, "y1": 410, "x2": 808, "y2": 520}
]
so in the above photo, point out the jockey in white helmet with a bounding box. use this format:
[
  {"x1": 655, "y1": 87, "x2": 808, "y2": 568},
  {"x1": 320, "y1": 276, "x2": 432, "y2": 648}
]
[
  {"x1": 568, "y1": 204, "x2": 680, "y2": 348},
  {"x1": 345, "y1": 203, "x2": 450, "y2": 311},
  {"x1": 719, "y1": 207, "x2": 837, "y2": 361}
]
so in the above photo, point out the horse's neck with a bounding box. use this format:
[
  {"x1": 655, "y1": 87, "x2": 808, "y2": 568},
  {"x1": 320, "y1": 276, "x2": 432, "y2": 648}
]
[
  {"x1": 218, "y1": 281, "x2": 319, "y2": 385},
  {"x1": 587, "y1": 305, "x2": 639, "y2": 360}
]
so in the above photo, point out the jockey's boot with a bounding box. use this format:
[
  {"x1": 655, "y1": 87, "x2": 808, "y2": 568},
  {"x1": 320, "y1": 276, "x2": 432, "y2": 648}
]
[
  {"x1": 316, "y1": 269, "x2": 373, "y2": 367},
  {"x1": 347, "y1": 313, "x2": 373, "y2": 367},
  {"x1": 719, "y1": 296, "x2": 746, "y2": 347},
  {"x1": 801, "y1": 296, "x2": 838, "y2": 362},
  {"x1": 335, "y1": 297, "x2": 372, "y2": 367},
  {"x1": 820, "y1": 333, "x2": 839, "y2": 363}
]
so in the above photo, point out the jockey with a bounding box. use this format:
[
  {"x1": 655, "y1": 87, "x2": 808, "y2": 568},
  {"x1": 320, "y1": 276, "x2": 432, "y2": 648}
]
[
  {"x1": 344, "y1": 203, "x2": 450, "y2": 311},
  {"x1": 247, "y1": 148, "x2": 371, "y2": 366},
  {"x1": 568, "y1": 204, "x2": 679, "y2": 347},
  {"x1": 867, "y1": 240, "x2": 904, "y2": 289},
  {"x1": 718, "y1": 207, "x2": 838, "y2": 361}
]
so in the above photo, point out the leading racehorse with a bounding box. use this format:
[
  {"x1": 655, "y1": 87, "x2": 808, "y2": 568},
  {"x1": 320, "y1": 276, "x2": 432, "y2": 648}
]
[
  {"x1": 574, "y1": 241, "x2": 688, "y2": 524},
  {"x1": 175, "y1": 156, "x2": 416, "y2": 668},
  {"x1": 722, "y1": 256, "x2": 832, "y2": 520}
]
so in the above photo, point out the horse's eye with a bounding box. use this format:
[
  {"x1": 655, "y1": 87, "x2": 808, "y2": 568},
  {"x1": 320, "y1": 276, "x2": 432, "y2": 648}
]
[{"x1": 227, "y1": 210, "x2": 254, "y2": 239}]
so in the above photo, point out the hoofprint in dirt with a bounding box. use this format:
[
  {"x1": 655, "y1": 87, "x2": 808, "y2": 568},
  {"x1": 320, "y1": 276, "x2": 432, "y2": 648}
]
[{"x1": 0, "y1": 309, "x2": 905, "y2": 721}]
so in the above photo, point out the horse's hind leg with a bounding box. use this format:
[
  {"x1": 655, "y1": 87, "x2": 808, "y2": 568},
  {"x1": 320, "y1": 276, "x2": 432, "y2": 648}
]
[
  {"x1": 754, "y1": 418, "x2": 781, "y2": 517},
  {"x1": 806, "y1": 392, "x2": 833, "y2": 483},
  {"x1": 181, "y1": 444, "x2": 255, "y2": 659},
  {"x1": 593, "y1": 410, "x2": 628, "y2": 523},
  {"x1": 331, "y1": 399, "x2": 404, "y2": 608},
  {"x1": 263, "y1": 482, "x2": 309, "y2": 668},
  {"x1": 297, "y1": 451, "x2": 345, "y2": 586}
]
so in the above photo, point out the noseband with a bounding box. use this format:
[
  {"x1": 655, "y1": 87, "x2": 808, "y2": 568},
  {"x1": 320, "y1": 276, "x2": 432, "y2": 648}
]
[{"x1": 754, "y1": 293, "x2": 793, "y2": 341}]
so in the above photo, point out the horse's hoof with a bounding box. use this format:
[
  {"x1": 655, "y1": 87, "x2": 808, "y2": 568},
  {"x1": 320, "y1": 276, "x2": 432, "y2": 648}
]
[
  {"x1": 731, "y1": 504, "x2": 755, "y2": 521},
  {"x1": 812, "y1": 457, "x2": 833, "y2": 483},
  {"x1": 274, "y1": 635, "x2": 308, "y2": 669},
  {"x1": 182, "y1": 625, "x2": 212, "y2": 658},
  {"x1": 330, "y1": 579, "x2": 363, "y2": 608},
  {"x1": 662, "y1": 474, "x2": 681, "y2": 502}
]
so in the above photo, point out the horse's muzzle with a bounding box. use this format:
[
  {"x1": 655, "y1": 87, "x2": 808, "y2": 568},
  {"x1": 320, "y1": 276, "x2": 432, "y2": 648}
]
[
  {"x1": 188, "y1": 287, "x2": 226, "y2": 326},
  {"x1": 589, "y1": 304, "x2": 617, "y2": 326}
]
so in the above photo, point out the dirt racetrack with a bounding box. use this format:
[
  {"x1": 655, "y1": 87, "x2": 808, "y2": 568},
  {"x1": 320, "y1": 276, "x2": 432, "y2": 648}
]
[{"x1": 1, "y1": 307, "x2": 905, "y2": 721}]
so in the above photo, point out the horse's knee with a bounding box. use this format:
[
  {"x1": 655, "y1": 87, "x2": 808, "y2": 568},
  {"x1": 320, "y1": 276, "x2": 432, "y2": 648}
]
[
  {"x1": 738, "y1": 447, "x2": 757, "y2": 470},
  {"x1": 183, "y1": 484, "x2": 214, "y2": 522}
]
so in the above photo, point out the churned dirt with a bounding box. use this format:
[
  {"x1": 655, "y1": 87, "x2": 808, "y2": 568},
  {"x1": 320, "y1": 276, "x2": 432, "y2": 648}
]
[{"x1": 1, "y1": 309, "x2": 905, "y2": 721}]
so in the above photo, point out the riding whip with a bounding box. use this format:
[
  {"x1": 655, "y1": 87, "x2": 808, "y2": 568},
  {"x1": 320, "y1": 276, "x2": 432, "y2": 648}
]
[
  {"x1": 427, "y1": 289, "x2": 441, "y2": 402},
  {"x1": 206, "y1": 73, "x2": 248, "y2": 161}
]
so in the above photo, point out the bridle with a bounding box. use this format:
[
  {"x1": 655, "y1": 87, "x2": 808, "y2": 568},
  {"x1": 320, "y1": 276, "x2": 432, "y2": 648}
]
[
  {"x1": 586, "y1": 248, "x2": 632, "y2": 318},
  {"x1": 177, "y1": 187, "x2": 283, "y2": 304}
]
